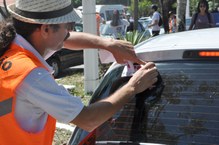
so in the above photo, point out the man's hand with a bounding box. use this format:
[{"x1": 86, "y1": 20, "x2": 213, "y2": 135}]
[
  {"x1": 106, "y1": 39, "x2": 145, "y2": 65},
  {"x1": 126, "y1": 62, "x2": 158, "y2": 95}
]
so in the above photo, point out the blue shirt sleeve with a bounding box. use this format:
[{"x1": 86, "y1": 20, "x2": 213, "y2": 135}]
[{"x1": 16, "y1": 68, "x2": 84, "y2": 123}]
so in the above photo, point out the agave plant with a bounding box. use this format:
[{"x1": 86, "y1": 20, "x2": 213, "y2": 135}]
[{"x1": 123, "y1": 30, "x2": 150, "y2": 45}]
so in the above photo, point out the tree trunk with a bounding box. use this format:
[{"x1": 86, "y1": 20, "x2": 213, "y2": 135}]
[
  {"x1": 133, "y1": 0, "x2": 138, "y2": 31},
  {"x1": 159, "y1": 0, "x2": 170, "y2": 33},
  {"x1": 176, "y1": 0, "x2": 187, "y2": 32}
]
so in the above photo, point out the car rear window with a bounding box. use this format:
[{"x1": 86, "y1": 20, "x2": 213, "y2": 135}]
[
  {"x1": 70, "y1": 61, "x2": 219, "y2": 145},
  {"x1": 95, "y1": 61, "x2": 219, "y2": 144}
]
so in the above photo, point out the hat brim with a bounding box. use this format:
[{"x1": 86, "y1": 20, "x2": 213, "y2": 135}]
[{"x1": 7, "y1": 3, "x2": 81, "y2": 24}]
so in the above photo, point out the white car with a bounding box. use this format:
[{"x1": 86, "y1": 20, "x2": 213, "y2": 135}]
[{"x1": 69, "y1": 28, "x2": 219, "y2": 145}]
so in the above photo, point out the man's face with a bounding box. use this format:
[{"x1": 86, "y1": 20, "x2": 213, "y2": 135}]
[{"x1": 46, "y1": 22, "x2": 74, "y2": 51}]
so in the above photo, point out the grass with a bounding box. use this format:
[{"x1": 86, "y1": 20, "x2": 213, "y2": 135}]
[
  {"x1": 53, "y1": 69, "x2": 90, "y2": 145},
  {"x1": 55, "y1": 63, "x2": 111, "y2": 102},
  {"x1": 55, "y1": 69, "x2": 91, "y2": 105}
]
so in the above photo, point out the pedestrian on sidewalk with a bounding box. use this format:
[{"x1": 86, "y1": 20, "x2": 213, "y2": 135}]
[
  {"x1": 189, "y1": 0, "x2": 215, "y2": 30},
  {"x1": 148, "y1": 4, "x2": 161, "y2": 37}
]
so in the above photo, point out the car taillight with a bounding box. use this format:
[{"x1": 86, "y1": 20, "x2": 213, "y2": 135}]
[
  {"x1": 79, "y1": 130, "x2": 96, "y2": 145},
  {"x1": 199, "y1": 51, "x2": 219, "y2": 57},
  {"x1": 183, "y1": 50, "x2": 219, "y2": 58}
]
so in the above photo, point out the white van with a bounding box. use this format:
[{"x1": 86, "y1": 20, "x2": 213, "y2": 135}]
[{"x1": 77, "y1": 4, "x2": 125, "y2": 21}]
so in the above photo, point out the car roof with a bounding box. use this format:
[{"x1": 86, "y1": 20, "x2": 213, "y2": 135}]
[{"x1": 134, "y1": 28, "x2": 219, "y2": 61}]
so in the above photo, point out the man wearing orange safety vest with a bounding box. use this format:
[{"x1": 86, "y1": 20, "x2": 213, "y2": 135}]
[{"x1": 0, "y1": 0, "x2": 158, "y2": 144}]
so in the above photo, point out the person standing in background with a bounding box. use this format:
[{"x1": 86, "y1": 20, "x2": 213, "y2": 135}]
[
  {"x1": 168, "y1": 11, "x2": 177, "y2": 33},
  {"x1": 107, "y1": 9, "x2": 130, "y2": 39},
  {"x1": 189, "y1": 0, "x2": 215, "y2": 30},
  {"x1": 148, "y1": 4, "x2": 161, "y2": 37}
]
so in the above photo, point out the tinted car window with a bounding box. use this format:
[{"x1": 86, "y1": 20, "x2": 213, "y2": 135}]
[{"x1": 70, "y1": 61, "x2": 219, "y2": 145}]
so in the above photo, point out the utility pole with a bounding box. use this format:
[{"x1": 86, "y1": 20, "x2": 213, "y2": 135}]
[{"x1": 82, "y1": 0, "x2": 99, "y2": 93}]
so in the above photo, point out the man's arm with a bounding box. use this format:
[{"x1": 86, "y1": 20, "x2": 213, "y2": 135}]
[
  {"x1": 64, "y1": 32, "x2": 144, "y2": 64},
  {"x1": 71, "y1": 62, "x2": 158, "y2": 131}
]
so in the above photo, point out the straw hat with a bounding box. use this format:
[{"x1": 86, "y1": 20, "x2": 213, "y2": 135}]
[{"x1": 7, "y1": 0, "x2": 81, "y2": 24}]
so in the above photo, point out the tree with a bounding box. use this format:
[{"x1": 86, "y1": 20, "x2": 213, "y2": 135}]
[
  {"x1": 159, "y1": 0, "x2": 176, "y2": 33},
  {"x1": 133, "y1": 0, "x2": 139, "y2": 31},
  {"x1": 138, "y1": 1, "x2": 153, "y2": 17},
  {"x1": 176, "y1": 0, "x2": 187, "y2": 32}
]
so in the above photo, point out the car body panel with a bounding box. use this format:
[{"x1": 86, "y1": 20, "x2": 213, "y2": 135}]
[{"x1": 46, "y1": 48, "x2": 83, "y2": 77}]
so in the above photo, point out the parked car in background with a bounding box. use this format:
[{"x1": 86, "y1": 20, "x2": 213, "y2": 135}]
[
  {"x1": 46, "y1": 22, "x2": 83, "y2": 78},
  {"x1": 46, "y1": 49, "x2": 83, "y2": 78},
  {"x1": 126, "y1": 20, "x2": 151, "y2": 39},
  {"x1": 74, "y1": 22, "x2": 83, "y2": 32},
  {"x1": 69, "y1": 28, "x2": 219, "y2": 145},
  {"x1": 138, "y1": 17, "x2": 152, "y2": 28}
]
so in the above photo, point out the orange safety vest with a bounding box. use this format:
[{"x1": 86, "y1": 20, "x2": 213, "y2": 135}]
[{"x1": 0, "y1": 43, "x2": 56, "y2": 145}]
